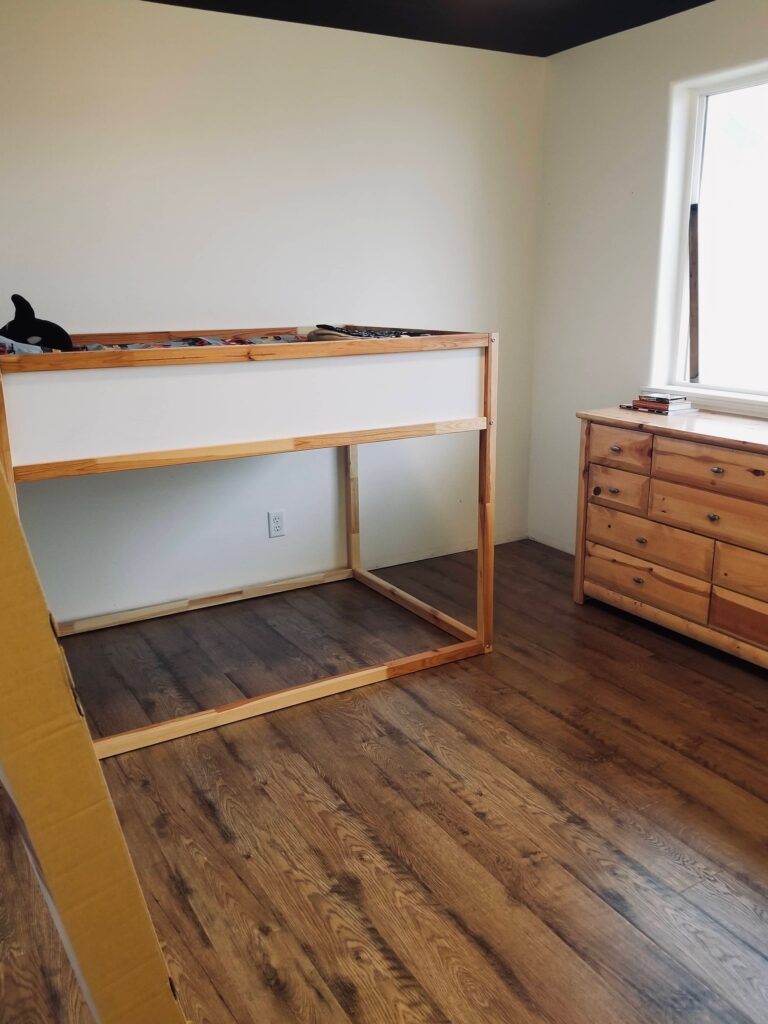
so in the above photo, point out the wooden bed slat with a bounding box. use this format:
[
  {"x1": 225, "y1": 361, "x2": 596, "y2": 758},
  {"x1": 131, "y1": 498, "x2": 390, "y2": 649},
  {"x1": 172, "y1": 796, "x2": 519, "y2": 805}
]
[{"x1": 14, "y1": 417, "x2": 487, "y2": 481}]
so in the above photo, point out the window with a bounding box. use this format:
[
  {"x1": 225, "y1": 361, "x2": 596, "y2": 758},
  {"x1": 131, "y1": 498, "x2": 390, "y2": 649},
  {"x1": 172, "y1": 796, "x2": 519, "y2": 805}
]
[{"x1": 685, "y1": 79, "x2": 768, "y2": 394}]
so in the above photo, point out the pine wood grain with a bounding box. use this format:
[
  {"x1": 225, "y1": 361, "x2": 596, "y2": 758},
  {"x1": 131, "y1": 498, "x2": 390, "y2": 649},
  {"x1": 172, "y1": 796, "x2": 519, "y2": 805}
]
[
  {"x1": 578, "y1": 406, "x2": 768, "y2": 456},
  {"x1": 573, "y1": 419, "x2": 591, "y2": 603},
  {"x1": 578, "y1": 408, "x2": 768, "y2": 672},
  {"x1": 583, "y1": 580, "x2": 768, "y2": 671},
  {"x1": 586, "y1": 504, "x2": 715, "y2": 580},
  {"x1": 713, "y1": 543, "x2": 768, "y2": 602},
  {"x1": 588, "y1": 464, "x2": 650, "y2": 515},
  {"x1": 584, "y1": 540, "x2": 711, "y2": 623},
  {"x1": 649, "y1": 478, "x2": 768, "y2": 554},
  {"x1": 56, "y1": 568, "x2": 354, "y2": 636},
  {"x1": 476, "y1": 331, "x2": 498, "y2": 649},
  {"x1": 653, "y1": 434, "x2": 768, "y2": 503},
  {"x1": 711, "y1": 586, "x2": 768, "y2": 650},
  {"x1": 14, "y1": 417, "x2": 487, "y2": 481},
  {"x1": 0, "y1": 333, "x2": 488, "y2": 373},
  {"x1": 588, "y1": 423, "x2": 653, "y2": 473}
]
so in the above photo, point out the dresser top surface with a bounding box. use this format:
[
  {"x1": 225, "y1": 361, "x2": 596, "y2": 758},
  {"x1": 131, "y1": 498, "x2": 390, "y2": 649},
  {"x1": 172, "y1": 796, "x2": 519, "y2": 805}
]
[{"x1": 577, "y1": 407, "x2": 768, "y2": 455}]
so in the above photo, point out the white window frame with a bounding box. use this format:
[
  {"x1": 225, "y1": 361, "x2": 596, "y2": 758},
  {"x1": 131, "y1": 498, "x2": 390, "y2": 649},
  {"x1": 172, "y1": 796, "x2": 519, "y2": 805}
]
[{"x1": 652, "y1": 63, "x2": 768, "y2": 417}]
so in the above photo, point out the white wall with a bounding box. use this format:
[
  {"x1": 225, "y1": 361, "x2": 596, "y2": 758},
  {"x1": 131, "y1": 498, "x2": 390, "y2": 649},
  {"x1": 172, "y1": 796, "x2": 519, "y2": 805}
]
[
  {"x1": 528, "y1": 0, "x2": 768, "y2": 553},
  {"x1": 1, "y1": 0, "x2": 545, "y2": 618}
]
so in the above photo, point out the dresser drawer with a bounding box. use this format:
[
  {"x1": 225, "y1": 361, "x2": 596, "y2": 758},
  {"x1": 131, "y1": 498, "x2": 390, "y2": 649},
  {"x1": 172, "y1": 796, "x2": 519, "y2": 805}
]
[
  {"x1": 653, "y1": 435, "x2": 768, "y2": 504},
  {"x1": 589, "y1": 424, "x2": 652, "y2": 472},
  {"x1": 586, "y1": 505, "x2": 714, "y2": 580},
  {"x1": 713, "y1": 543, "x2": 768, "y2": 602},
  {"x1": 584, "y1": 542, "x2": 710, "y2": 624},
  {"x1": 588, "y1": 465, "x2": 649, "y2": 514},
  {"x1": 649, "y1": 479, "x2": 768, "y2": 555},
  {"x1": 710, "y1": 587, "x2": 768, "y2": 649}
]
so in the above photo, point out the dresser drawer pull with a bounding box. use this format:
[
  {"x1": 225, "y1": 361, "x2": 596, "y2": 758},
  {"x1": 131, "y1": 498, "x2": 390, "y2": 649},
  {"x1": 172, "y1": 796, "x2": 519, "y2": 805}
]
[
  {"x1": 711, "y1": 466, "x2": 725, "y2": 475},
  {"x1": 707, "y1": 513, "x2": 721, "y2": 522},
  {"x1": 609, "y1": 444, "x2": 623, "y2": 453},
  {"x1": 632, "y1": 576, "x2": 644, "y2": 585},
  {"x1": 608, "y1": 486, "x2": 620, "y2": 495},
  {"x1": 635, "y1": 537, "x2": 648, "y2": 545}
]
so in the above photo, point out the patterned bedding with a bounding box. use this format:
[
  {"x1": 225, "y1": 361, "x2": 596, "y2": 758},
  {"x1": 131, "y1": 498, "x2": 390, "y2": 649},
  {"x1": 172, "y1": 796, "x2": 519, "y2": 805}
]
[{"x1": 0, "y1": 334, "x2": 301, "y2": 355}]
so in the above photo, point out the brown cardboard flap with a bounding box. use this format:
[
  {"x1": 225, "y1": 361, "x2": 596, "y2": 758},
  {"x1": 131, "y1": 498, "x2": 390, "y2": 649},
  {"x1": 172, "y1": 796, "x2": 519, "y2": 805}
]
[{"x1": 0, "y1": 471, "x2": 184, "y2": 1023}]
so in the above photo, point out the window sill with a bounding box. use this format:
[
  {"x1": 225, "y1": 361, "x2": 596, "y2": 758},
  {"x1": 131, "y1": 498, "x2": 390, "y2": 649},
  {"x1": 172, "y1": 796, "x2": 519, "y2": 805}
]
[{"x1": 655, "y1": 384, "x2": 768, "y2": 420}]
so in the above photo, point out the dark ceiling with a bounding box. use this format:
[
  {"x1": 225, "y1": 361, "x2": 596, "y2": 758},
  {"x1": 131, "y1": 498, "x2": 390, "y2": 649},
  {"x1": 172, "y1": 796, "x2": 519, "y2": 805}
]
[{"x1": 149, "y1": 1, "x2": 715, "y2": 57}]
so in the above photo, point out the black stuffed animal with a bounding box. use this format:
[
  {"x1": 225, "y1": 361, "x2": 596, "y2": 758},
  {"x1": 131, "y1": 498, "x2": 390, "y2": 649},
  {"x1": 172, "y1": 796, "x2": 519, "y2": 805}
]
[{"x1": 1, "y1": 294, "x2": 72, "y2": 351}]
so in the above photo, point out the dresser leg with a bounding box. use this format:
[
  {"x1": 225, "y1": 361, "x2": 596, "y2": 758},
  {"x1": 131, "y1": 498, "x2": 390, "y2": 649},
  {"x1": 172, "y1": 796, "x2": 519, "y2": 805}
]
[{"x1": 573, "y1": 420, "x2": 590, "y2": 603}]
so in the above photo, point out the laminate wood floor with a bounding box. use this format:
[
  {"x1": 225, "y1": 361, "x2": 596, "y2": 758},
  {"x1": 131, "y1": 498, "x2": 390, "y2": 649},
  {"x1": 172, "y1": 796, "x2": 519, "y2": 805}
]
[{"x1": 2, "y1": 540, "x2": 768, "y2": 1023}]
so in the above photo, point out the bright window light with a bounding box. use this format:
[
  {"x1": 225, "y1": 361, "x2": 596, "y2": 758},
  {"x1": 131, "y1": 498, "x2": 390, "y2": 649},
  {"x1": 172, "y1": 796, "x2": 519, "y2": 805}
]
[{"x1": 696, "y1": 81, "x2": 768, "y2": 392}]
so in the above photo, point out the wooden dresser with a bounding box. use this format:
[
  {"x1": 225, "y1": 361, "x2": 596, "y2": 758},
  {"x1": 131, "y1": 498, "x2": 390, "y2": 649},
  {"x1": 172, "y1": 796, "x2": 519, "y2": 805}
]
[{"x1": 575, "y1": 407, "x2": 768, "y2": 670}]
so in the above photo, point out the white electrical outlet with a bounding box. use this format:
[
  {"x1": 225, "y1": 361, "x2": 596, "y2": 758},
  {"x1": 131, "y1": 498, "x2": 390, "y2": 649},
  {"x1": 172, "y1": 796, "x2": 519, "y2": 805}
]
[{"x1": 268, "y1": 510, "x2": 285, "y2": 538}]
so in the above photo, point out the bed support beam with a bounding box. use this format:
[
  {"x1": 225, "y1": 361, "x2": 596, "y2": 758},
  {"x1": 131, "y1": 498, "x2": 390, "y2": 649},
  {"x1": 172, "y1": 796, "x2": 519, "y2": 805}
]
[
  {"x1": 93, "y1": 639, "x2": 484, "y2": 760},
  {"x1": 352, "y1": 568, "x2": 476, "y2": 642},
  {"x1": 55, "y1": 568, "x2": 354, "y2": 637},
  {"x1": 14, "y1": 417, "x2": 487, "y2": 482}
]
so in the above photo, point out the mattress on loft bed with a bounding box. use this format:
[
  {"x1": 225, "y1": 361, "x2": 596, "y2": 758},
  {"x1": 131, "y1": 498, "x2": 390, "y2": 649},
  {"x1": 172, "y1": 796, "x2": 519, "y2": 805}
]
[
  {"x1": 0, "y1": 334, "x2": 300, "y2": 355},
  {"x1": 0, "y1": 326, "x2": 434, "y2": 356}
]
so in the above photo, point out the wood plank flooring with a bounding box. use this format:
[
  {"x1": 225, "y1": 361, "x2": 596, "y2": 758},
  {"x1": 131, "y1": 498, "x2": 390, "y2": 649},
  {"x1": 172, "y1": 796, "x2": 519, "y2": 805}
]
[{"x1": 2, "y1": 540, "x2": 768, "y2": 1023}]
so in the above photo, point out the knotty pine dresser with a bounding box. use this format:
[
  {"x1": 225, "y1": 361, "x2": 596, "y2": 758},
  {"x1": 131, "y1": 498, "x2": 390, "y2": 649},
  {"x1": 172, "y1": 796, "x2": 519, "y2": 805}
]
[{"x1": 575, "y1": 407, "x2": 768, "y2": 670}]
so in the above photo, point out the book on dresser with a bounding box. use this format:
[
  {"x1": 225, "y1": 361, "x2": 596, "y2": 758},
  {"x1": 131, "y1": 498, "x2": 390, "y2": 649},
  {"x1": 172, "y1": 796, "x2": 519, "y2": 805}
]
[
  {"x1": 621, "y1": 390, "x2": 696, "y2": 414},
  {"x1": 573, "y1": 407, "x2": 768, "y2": 671}
]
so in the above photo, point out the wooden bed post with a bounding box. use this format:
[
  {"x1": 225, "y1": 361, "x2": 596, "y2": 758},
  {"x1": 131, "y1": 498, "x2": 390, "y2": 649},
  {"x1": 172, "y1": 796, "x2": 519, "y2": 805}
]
[
  {"x1": 344, "y1": 445, "x2": 361, "y2": 570},
  {"x1": 477, "y1": 333, "x2": 498, "y2": 651}
]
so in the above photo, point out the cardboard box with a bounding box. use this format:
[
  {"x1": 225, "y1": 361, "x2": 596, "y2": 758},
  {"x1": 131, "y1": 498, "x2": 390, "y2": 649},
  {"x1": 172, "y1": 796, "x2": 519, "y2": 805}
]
[{"x1": 0, "y1": 472, "x2": 185, "y2": 1023}]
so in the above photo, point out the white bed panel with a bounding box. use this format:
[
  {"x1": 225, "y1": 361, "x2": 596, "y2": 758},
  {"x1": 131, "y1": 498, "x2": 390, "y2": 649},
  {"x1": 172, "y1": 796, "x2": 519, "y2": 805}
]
[{"x1": 4, "y1": 348, "x2": 484, "y2": 465}]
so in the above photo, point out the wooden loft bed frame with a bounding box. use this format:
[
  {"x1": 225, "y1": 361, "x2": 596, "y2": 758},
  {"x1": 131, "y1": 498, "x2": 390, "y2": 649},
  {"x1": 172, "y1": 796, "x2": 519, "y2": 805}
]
[{"x1": 0, "y1": 324, "x2": 497, "y2": 762}]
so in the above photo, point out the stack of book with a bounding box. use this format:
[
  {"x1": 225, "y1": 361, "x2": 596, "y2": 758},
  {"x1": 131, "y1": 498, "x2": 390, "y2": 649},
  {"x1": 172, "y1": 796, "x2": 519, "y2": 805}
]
[{"x1": 622, "y1": 391, "x2": 696, "y2": 415}]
